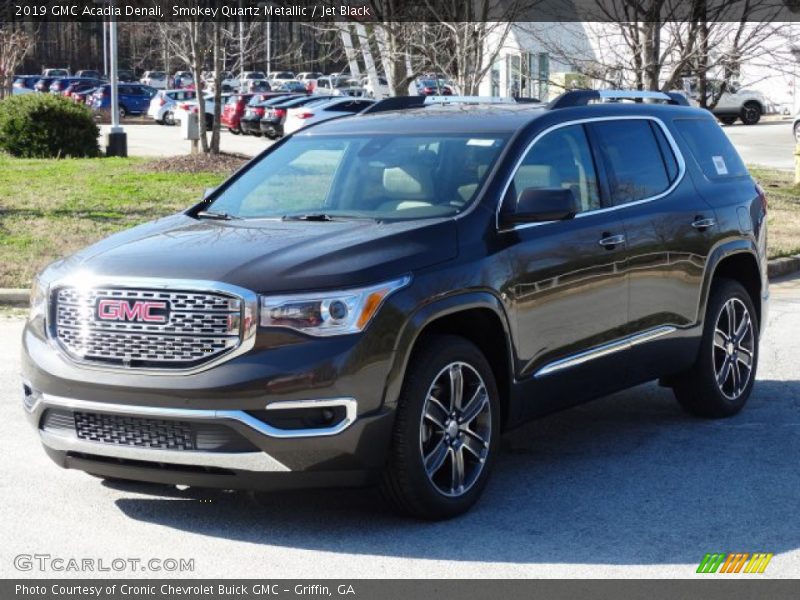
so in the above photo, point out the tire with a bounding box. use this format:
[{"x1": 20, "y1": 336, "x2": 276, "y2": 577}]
[
  {"x1": 672, "y1": 279, "x2": 759, "y2": 418},
  {"x1": 205, "y1": 115, "x2": 213, "y2": 129},
  {"x1": 118, "y1": 106, "x2": 127, "y2": 119},
  {"x1": 229, "y1": 127, "x2": 240, "y2": 135},
  {"x1": 719, "y1": 116, "x2": 737, "y2": 125},
  {"x1": 740, "y1": 102, "x2": 762, "y2": 125},
  {"x1": 381, "y1": 334, "x2": 500, "y2": 520},
  {"x1": 163, "y1": 111, "x2": 175, "y2": 126},
  {"x1": 794, "y1": 122, "x2": 800, "y2": 144}
]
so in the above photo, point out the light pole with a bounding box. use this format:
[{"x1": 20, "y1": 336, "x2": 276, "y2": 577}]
[
  {"x1": 105, "y1": 0, "x2": 126, "y2": 156},
  {"x1": 102, "y1": 20, "x2": 108, "y2": 76}
]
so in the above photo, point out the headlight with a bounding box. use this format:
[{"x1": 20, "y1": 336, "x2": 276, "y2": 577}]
[
  {"x1": 29, "y1": 276, "x2": 48, "y2": 322},
  {"x1": 259, "y1": 276, "x2": 410, "y2": 336}
]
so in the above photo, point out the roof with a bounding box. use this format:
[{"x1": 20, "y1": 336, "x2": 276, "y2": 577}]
[{"x1": 305, "y1": 103, "x2": 548, "y2": 136}]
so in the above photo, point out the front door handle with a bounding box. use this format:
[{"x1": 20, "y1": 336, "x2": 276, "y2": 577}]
[
  {"x1": 598, "y1": 233, "x2": 625, "y2": 249},
  {"x1": 691, "y1": 217, "x2": 716, "y2": 231}
]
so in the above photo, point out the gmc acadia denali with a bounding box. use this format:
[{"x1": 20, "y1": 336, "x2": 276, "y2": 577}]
[{"x1": 22, "y1": 90, "x2": 768, "y2": 519}]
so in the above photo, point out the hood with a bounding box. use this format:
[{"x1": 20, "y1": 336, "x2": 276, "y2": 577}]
[{"x1": 58, "y1": 213, "x2": 458, "y2": 293}]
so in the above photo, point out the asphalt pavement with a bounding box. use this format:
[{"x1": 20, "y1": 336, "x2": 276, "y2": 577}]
[
  {"x1": 1, "y1": 274, "x2": 798, "y2": 578},
  {"x1": 102, "y1": 117, "x2": 797, "y2": 171}
]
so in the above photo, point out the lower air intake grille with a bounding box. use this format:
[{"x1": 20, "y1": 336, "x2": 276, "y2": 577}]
[{"x1": 74, "y1": 412, "x2": 197, "y2": 450}]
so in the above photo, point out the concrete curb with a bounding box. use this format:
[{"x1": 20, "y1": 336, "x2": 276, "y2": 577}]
[{"x1": 1, "y1": 255, "x2": 799, "y2": 305}]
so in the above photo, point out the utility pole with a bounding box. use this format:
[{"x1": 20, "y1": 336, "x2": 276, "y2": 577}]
[
  {"x1": 105, "y1": 0, "x2": 126, "y2": 156},
  {"x1": 102, "y1": 20, "x2": 108, "y2": 76}
]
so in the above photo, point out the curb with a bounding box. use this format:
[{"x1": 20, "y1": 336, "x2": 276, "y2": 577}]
[{"x1": 1, "y1": 256, "x2": 799, "y2": 306}]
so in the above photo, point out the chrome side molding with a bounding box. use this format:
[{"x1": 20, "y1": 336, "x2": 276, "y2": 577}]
[{"x1": 534, "y1": 326, "x2": 677, "y2": 378}]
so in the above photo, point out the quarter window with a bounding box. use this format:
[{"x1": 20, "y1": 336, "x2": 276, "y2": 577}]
[
  {"x1": 506, "y1": 124, "x2": 601, "y2": 215},
  {"x1": 589, "y1": 120, "x2": 674, "y2": 205}
]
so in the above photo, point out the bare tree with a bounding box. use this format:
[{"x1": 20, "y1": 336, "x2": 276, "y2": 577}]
[{"x1": 0, "y1": 28, "x2": 31, "y2": 99}]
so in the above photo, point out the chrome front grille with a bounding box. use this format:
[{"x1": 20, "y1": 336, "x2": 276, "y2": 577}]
[{"x1": 52, "y1": 285, "x2": 246, "y2": 370}]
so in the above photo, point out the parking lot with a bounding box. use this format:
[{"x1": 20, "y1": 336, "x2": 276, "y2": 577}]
[
  {"x1": 2, "y1": 273, "x2": 799, "y2": 579},
  {"x1": 102, "y1": 118, "x2": 797, "y2": 169}
]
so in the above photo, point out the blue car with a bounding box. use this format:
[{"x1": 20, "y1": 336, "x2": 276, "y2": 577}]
[
  {"x1": 11, "y1": 75, "x2": 40, "y2": 95},
  {"x1": 90, "y1": 83, "x2": 157, "y2": 117}
]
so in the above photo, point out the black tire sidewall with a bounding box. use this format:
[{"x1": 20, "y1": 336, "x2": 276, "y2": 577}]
[
  {"x1": 695, "y1": 280, "x2": 759, "y2": 416},
  {"x1": 390, "y1": 335, "x2": 501, "y2": 519}
]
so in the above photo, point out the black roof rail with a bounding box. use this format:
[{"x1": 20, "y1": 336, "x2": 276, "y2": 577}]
[
  {"x1": 360, "y1": 95, "x2": 540, "y2": 115},
  {"x1": 549, "y1": 89, "x2": 690, "y2": 109}
]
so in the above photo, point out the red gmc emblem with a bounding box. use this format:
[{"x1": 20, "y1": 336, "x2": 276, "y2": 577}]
[{"x1": 96, "y1": 299, "x2": 169, "y2": 323}]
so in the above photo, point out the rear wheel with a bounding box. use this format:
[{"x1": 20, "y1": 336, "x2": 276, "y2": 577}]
[
  {"x1": 740, "y1": 101, "x2": 762, "y2": 125},
  {"x1": 381, "y1": 335, "x2": 500, "y2": 520},
  {"x1": 229, "y1": 127, "x2": 240, "y2": 135},
  {"x1": 794, "y1": 122, "x2": 800, "y2": 143},
  {"x1": 118, "y1": 105, "x2": 127, "y2": 119},
  {"x1": 672, "y1": 279, "x2": 758, "y2": 418},
  {"x1": 163, "y1": 111, "x2": 175, "y2": 126}
]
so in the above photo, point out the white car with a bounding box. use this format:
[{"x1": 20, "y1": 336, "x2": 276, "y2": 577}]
[
  {"x1": 268, "y1": 71, "x2": 296, "y2": 85},
  {"x1": 147, "y1": 89, "x2": 198, "y2": 125},
  {"x1": 140, "y1": 71, "x2": 167, "y2": 89},
  {"x1": 42, "y1": 68, "x2": 70, "y2": 78},
  {"x1": 282, "y1": 97, "x2": 375, "y2": 135},
  {"x1": 173, "y1": 93, "x2": 231, "y2": 127},
  {"x1": 171, "y1": 71, "x2": 194, "y2": 89},
  {"x1": 360, "y1": 76, "x2": 390, "y2": 99},
  {"x1": 683, "y1": 79, "x2": 768, "y2": 126},
  {"x1": 793, "y1": 110, "x2": 800, "y2": 143},
  {"x1": 234, "y1": 71, "x2": 267, "y2": 90}
]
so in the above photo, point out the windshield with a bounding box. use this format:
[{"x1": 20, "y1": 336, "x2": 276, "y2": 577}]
[{"x1": 208, "y1": 133, "x2": 507, "y2": 221}]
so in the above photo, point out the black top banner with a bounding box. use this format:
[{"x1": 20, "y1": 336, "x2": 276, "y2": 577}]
[{"x1": 2, "y1": 0, "x2": 800, "y2": 22}]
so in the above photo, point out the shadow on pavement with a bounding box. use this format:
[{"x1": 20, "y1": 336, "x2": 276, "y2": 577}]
[{"x1": 112, "y1": 378, "x2": 800, "y2": 565}]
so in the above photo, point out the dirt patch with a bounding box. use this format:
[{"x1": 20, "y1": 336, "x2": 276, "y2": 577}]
[{"x1": 138, "y1": 152, "x2": 249, "y2": 175}]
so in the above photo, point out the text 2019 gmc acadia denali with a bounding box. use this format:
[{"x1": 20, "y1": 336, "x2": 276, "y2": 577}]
[{"x1": 22, "y1": 91, "x2": 768, "y2": 519}]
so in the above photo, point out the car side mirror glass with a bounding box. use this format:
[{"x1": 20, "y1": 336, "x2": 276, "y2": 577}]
[{"x1": 503, "y1": 187, "x2": 577, "y2": 226}]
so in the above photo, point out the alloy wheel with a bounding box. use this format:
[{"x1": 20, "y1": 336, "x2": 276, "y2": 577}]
[
  {"x1": 419, "y1": 361, "x2": 492, "y2": 498},
  {"x1": 713, "y1": 298, "x2": 755, "y2": 400}
]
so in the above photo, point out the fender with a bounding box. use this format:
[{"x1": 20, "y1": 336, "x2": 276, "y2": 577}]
[
  {"x1": 380, "y1": 290, "x2": 516, "y2": 414},
  {"x1": 696, "y1": 237, "x2": 762, "y2": 328}
]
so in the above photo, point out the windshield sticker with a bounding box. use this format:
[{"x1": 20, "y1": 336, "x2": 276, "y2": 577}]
[{"x1": 467, "y1": 139, "x2": 495, "y2": 147}]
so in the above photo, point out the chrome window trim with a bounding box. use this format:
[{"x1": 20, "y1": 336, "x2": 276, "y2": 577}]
[
  {"x1": 45, "y1": 275, "x2": 258, "y2": 376},
  {"x1": 495, "y1": 115, "x2": 687, "y2": 233},
  {"x1": 31, "y1": 394, "x2": 358, "y2": 439},
  {"x1": 534, "y1": 326, "x2": 676, "y2": 378}
]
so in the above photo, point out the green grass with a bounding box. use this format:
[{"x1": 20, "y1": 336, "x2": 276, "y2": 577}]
[
  {"x1": 749, "y1": 167, "x2": 800, "y2": 260},
  {"x1": 0, "y1": 155, "x2": 226, "y2": 288},
  {"x1": 0, "y1": 156, "x2": 798, "y2": 289}
]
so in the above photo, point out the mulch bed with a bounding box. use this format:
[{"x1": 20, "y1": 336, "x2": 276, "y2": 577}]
[{"x1": 138, "y1": 152, "x2": 250, "y2": 174}]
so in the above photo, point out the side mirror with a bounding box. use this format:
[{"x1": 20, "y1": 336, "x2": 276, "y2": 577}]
[{"x1": 503, "y1": 187, "x2": 577, "y2": 226}]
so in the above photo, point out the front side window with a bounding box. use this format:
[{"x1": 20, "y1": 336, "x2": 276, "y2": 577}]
[
  {"x1": 506, "y1": 124, "x2": 600, "y2": 214},
  {"x1": 208, "y1": 134, "x2": 508, "y2": 221},
  {"x1": 589, "y1": 119, "x2": 673, "y2": 205}
]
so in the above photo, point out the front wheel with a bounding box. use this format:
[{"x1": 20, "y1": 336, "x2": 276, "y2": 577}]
[
  {"x1": 381, "y1": 335, "x2": 500, "y2": 520},
  {"x1": 719, "y1": 116, "x2": 737, "y2": 125},
  {"x1": 163, "y1": 111, "x2": 175, "y2": 126},
  {"x1": 672, "y1": 279, "x2": 758, "y2": 418},
  {"x1": 740, "y1": 102, "x2": 762, "y2": 125},
  {"x1": 794, "y1": 122, "x2": 800, "y2": 143}
]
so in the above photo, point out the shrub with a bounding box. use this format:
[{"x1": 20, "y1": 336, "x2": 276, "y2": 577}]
[{"x1": 0, "y1": 94, "x2": 100, "y2": 158}]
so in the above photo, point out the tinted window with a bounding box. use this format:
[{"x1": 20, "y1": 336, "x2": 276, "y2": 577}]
[
  {"x1": 590, "y1": 119, "x2": 671, "y2": 205},
  {"x1": 325, "y1": 102, "x2": 364, "y2": 113},
  {"x1": 673, "y1": 118, "x2": 747, "y2": 180},
  {"x1": 651, "y1": 121, "x2": 679, "y2": 182},
  {"x1": 508, "y1": 124, "x2": 600, "y2": 214}
]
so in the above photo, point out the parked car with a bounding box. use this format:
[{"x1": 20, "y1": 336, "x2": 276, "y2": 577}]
[
  {"x1": 274, "y1": 80, "x2": 308, "y2": 94},
  {"x1": 33, "y1": 78, "x2": 56, "y2": 93},
  {"x1": 296, "y1": 71, "x2": 323, "y2": 86},
  {"x1": 11, "y1": 75, "x2": 40, "y2": 95},
  {"x1": 239, "y1": 94, "x2": 296, "y2": 135},
  {"x1": 173, "y1": 93, "x2": 232, "y2": 128},
  {"x1": 75, "y1": 70, "x2": 103, "y2": 80},
  {"x1": 41, "y1": 68, "x2": 70, "y2": 78},
  {"x1": 90, "y1": 83, "x2": 157, "y2": 118},
  {"x1": 21, "y1": 90, "x2": 768, "y2": 520},
  {"x1": 314, "y1": 75, "x2": 350, "y2": 94},
  {"x1": 49, "y1": 77, "x2": 102, "y2": 95},
  {"x1": 259, "y1": 95, "x2": 336, "y2": 139},
  {"x1": 235, "y1": 71, "x2": 267, "y2": 90},
  {"x1": 71, "y1": 86, "x2": 99, "y2": 105},
  {"x1": 683, "y1": 80, "x2": 768, "y2": 126},
  {"x1": 416, "y1": 78, "x2": 454, "y2": 96},
  {"x1": 360, "y1": 76, "x2": 390, "y2": 99},
  {"x1": 793, "y1": 109, "x2": 800, "y2": 143},
  {"x1": 171, "y1": 71, "x2": 194, "y2": 89},
  {"x1": 282, "y1": 97, "x2": 375, "y2": 135},
  {"x1": 221, "y1": 93, "x2": 254, "y2": 134},
  {"x1": 147, "y1": 89, "x2": 198, "y2": 125},
  {"x1": 333, "y1": 80, "x2": 368, "y2": 97},
  {"x1": 241, "y1": 79, "x2": 271, "y2": 93},
  {"x1": 61, "y1": 81, "x2": 102, "y2": 99},
  {"x1": 117, "y1": 69, "x2": 137, "y2": 83},
  {"x1": 140, "y1": 71, "x2": 167, "y2": 89},
  {"x1": 268, "y1": 71, "x2": 296, "y2": 84}
]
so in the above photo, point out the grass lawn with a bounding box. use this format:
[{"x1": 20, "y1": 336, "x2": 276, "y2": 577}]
[
  {"x1": 0, "y1": 155, "x2": 798, "y2": 289},
  {"x1": 0, "y1": 155, "x2": 226, "y2": 288}
]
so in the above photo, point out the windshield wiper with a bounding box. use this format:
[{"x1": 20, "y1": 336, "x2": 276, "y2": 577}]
[
  {"x1": 282, "y1": 213, "x2": 375, "y2": 222},
  {"x1": 196, "y1": 210, "x2": 238, "y2": 221}
]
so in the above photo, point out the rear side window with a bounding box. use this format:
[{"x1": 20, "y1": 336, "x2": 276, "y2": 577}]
[
  {"x1": 590, "y1": 119, "x2": 674, "y2": 205},
  {"x1": 673, "y1": 118, "x2": 747, "y2": 180}
]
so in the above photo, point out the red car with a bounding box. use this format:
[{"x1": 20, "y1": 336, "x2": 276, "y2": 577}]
[
  {"x1": 221, "y1": 92, "x2": 286, "y2": 134},
  {"x1": 416, "y1": 78, "x2": 454, "y2": 96}
]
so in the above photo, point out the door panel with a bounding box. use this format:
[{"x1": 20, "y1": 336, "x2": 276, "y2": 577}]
[{"x1": 500, "y1": 123, "x2": 630, "y2": 416}]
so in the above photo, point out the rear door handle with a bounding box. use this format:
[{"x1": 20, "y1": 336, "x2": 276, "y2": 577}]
[
  {"x1": 691, "y1": 217, "x2": 716, "y2": 231},
  {"x1": 598, "y1": 234, "x2": 625, "y2": 249}
]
